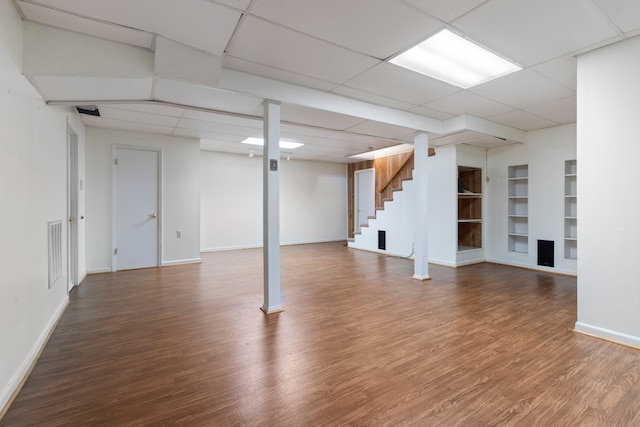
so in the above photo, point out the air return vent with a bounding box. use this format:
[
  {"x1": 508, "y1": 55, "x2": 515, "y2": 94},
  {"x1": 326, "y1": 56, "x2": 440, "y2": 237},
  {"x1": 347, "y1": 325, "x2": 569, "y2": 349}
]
[
  {"x1": 48, "y1": 220, "x2": 62, "y2": 288},
  {"x1": 75, "y1": 105, "x2": 100, "y2": 116}
]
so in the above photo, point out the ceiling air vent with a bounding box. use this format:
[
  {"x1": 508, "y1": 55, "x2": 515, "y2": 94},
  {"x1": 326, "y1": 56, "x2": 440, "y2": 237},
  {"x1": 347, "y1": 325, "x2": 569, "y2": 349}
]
[{"x1": 75, "y1": 105, "x2": 100, "y2": 116}]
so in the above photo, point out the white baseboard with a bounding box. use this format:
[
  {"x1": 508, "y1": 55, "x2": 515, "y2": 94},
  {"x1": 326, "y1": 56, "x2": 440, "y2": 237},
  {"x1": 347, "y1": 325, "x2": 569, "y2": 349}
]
[
  {"x1": 87, "y1": 267, "x2": 111, "y2": 274},
  {"x1": 1, "y1": 296, "x2": 69, "y2": 416},
  {"x1": 485, "y1": 257, "x2": 577, "y2": 276},
  {"x1": 162, "y1": 258, "x2": 202, "y2": 266},
  {"x1": 574, "y1": 322, "x2": 640, "y2": 349}
]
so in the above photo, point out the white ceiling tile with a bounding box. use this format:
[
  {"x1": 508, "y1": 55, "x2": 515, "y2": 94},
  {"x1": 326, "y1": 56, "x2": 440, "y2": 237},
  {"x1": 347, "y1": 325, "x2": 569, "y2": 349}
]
[
  {"x1": 453, "y1": 0, "x2": 620, "y2": 66},
  {"x1": 173, "y1": 128, "x2": 249, "y2": 142},
  {"x1": 104, "y1": 103, "x2": 185, "y2": 117},
  {"x1": 33, "y1": 76, "x2": 153, "y2": 101},
  {"x1": 409, "y1": 105, "x2": 454, "y2": 120},
  {"x1": 176, "y1": 118, "x2": 259, "y2": 136},
  {"x1": 532, "y1": 56, "x2": 577, "y2": 91},
  {"x1": 18, "y1": 2, "x2": 153, "y2": 49},
  {"x1": 223, "y1": 56, "x2": 339, "y2": 92},
  {"x1": 591, "y1": 0, "x2": 640, "y2": 34},
  {"x1": 181, "y1": 109, "x2": 262, "y2": 128},
  {"x1": 27, "y1": 0, "x2": 241, "y2": 55},
  {"x1": 280, "y1": 104, "x2": 366, "y2": 130},
  {"x1": 226, "y1": 16, "x2": 379, "y2": 84},
  {"x1": 80, "y1": 115, "x2": 176, "y2": 135},
  {"x1": 98, "y1": 106, "x2": 180, "y2": 126},
  {"x1": 346, "y1": 120, "x2": 416, "y2": 139},
  {"x1": 404, "y1": 0, "x2": 489, "y2": 23},
  {"x1": 331, "y1": 85, "x2": 415, "y2": 111},
  {"x1": 212, "y1": 0, "x2": 252, "y2": 11},
  {"x1": 249, "y1": 0, "x2": 442, "y2": 59},
  {"x1": 200, "y1": 139, "x2": 237, "y2": 151},
  {"x1": 344, "y1": 63, "x2": 459, "y2": 105},
  {"x1": 424, "y1": 91, "x2": 513, "y2": 117},
  {"x1": 524, "y1": 96, "x2": 576, "y2": 124},
  {"x1": 280, "y1": 124, "x2": 337, "y2": 138},
  {"x1": 488, "y1": 110, "x2": 558, "y2": 131},
  {"x1": 154, "y1": 78, "x2": 263, "y2": 114},
  {"x1": 469, "y1": 70, "x2": 574, "y2": 109}
]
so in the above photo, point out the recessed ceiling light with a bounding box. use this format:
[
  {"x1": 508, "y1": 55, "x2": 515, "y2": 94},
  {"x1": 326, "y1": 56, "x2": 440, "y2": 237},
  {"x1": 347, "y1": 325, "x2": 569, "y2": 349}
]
[
  {"x1": 349, "y1": 143, "x2": 415, "y2": 160},
  {"x1": 241, "y1": 137, "x2": 303, "y2": 149},
  {"x1": 389, "y1": 29, "x2": 521, "y2": 89}
]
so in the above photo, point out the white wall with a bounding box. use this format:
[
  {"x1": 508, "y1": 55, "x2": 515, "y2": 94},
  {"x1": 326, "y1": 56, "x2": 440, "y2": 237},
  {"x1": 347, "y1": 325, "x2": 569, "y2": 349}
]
[
  {"x1": 86, "y1": 128, "x2": 201, "y2": 272},
  {"x1": 575, "y1": 37, "x2": 640, "y2": 347},
  {"x1": 0, "y1": 1, "x2": 86, "y2": 411},
  {"x1": 485, "y1": 124, "x2": 577, "y2": 274},
  {"x1": 200, "y1": 151, "x2": 347, "y2": 251}
]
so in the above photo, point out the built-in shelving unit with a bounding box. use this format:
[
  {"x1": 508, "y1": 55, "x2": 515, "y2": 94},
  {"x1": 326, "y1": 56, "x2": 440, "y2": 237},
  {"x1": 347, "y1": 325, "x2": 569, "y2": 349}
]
[
  {"x1": 564, "y1": 160, "x2": 577, "y2": 260},
  {"x1": 508, "y1": 164, "x2": 528, "y2": 254},
  {"x1": 458, "y1": 166, "x2": 482, "y2": 252}
]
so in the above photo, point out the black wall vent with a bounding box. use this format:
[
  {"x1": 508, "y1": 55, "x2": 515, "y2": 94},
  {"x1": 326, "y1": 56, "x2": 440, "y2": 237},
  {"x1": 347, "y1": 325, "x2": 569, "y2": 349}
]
[
  {"x1": 378, "y1": 230, "x2": 386, "y2": 251},
  {"x1": 76, "y1": 106, "x2": 100, "y2": 117},
  {"x1": 537, "y1": 240, "x2": 554, "y2": 267}
]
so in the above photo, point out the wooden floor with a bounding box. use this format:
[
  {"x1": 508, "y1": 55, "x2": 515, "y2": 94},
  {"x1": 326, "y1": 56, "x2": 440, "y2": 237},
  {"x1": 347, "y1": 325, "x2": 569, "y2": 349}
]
[{"x1": 3, "y1": 242, "x2": 640, "y2": 426}]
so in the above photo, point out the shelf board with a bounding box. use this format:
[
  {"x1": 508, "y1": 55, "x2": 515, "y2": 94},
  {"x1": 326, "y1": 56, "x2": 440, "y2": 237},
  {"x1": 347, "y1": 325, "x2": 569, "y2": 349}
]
[
  {"x1": 508, "y1": 195, "x2": 528, "y2": 199},
  {"x1": 458, "y1": 245, "x2": 482, "y2": 252},
  {"x1": 508, "y1": 233, "x2": 528, "y2": 237},
  {"x1": 564, "y1": 216, "x2": 577, "y2": 220},
  {"x1": 457, "y1": 192, "x2": 482, "y2": 197},
  {"x1": 508, "y1": 214, "x2": 528, "y2": 218},
  {"x1": 508, "y1": 177, "x2": 528, "y2": 181},
  {"x1": 565, "y1": 194, "x2": 577, "y2": 198},
  {"x1": 564, "y1": 236, "x2": 577, "y2": 241},
  {"x1": 458, "y1": 219, "x2": 482, "y2": 223},
  {"x1": 565, "y1": 173, "x2": 577, "y2": 177}
]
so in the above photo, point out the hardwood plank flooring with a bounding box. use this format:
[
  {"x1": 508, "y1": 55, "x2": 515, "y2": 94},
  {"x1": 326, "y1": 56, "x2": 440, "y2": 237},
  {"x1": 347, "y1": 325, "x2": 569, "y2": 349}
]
[{"x1": 3, "y1": 242, "x2": 640, "y2": 426}]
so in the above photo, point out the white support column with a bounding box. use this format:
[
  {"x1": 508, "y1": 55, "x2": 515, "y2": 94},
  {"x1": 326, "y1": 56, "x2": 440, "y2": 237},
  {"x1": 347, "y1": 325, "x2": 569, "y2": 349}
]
[
  {"x1": 413, "y1": 133, "x2": 430, "y2": 280},
  {"x1": 261, "y1": 100, "x2": 284, "y2": 314}
]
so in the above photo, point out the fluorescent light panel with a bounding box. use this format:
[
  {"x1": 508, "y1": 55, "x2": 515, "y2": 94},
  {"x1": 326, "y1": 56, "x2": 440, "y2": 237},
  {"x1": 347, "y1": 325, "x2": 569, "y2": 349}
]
[
  {"x1": 389, "y1": 29, "x2": 521, "y2": 89},
  {"x1": 241, "y1": 137, "x2": 303, "y2": 149},
  {"x1": 349, "y1": 143, "x2": 414, "y2": 160}
]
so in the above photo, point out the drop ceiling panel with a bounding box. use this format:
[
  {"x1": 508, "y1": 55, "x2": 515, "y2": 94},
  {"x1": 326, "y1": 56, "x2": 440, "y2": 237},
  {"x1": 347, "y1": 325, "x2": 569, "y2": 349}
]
[
  {"x1": 525, "y1": 96, "x2": 577, "y2": 124},
  {"x1": 280, "y1": 124, "x2": 338, "y2": 138},
  {"x1": 250, "y1": 0, "x2": 442, "y2": 59},
  {"x1": 346, "y1": 120, "x2": 417, "y2": 139},
  {"x1": 174, "y1": 128, "x2": 250, "y2": 142},
  {"x1": 424, "y1": 91, "x2": 513, "y2": 117},
  {"x1": 26, "y1": 0, "x2": 241, "y2": 55},
  {"x1": 213, "y1": 0, "x2": 253, "y2": 11},
  {"x1": 532, "y1": 56, "x2": 578, "y2": 91},
  {"x1": 99, "y1": 106, "x2": 180, "y2": 127},
  {"x1": 470, "y1": 70, "x2": 574, "y2": 109},
  {"x1": 409, "y1": 105, "x2": 454, "y2": 120},
  {"x1": 591, "y1": 0, "x2": 640, "y2": 33},
  {"x1": 404, "y1": 0, "x2": 490, "y2": 23},
  {"x1": 226, "y1": 16, "x2": 379, "y2": 84},
  {"x1": 18, "y1": 2, "x2": 153, "y2": 49},
  {"x1": 331, "y1": 85, "x2": 415, "y2": 111},
  {"x1": 181, "y1": 109, "x2": 262, "y2": 128},
  {"x1": 453, "y1": 0, "x2": 620, "y2": 66},
  {"x1": 223, "y1": 56, "x2": 339, "y2": 92},
  {"x1": 80, "y1": 115, "x2": 176, "y2": 135},
  {"x1": 105, "y1": 103, "x2": 185, "y2": 117},
  {"x1": 176, "y1": 118, "x2": 259, "y2": 136},
  {"x1": 344, "y1": 63, "x2": 459, "y2": 105},
  {"x1": 488, "y1": 110, "x2": 558, "y2": 131},
  {"x1": 280, "y1": 104, "x2": 366, "y2": 130},
  {"x1": 33, "y1": 76, "x2": 153, "y2": 101},
  {"x1": 154, "y1": 78, "x2": 263, "y2": 114}
]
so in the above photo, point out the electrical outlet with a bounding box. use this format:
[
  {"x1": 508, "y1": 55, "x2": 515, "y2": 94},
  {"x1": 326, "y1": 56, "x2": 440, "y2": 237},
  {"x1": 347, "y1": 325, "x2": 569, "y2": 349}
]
[{"x1": 177, "y1": 230, "x2": 182, "y2": 238}]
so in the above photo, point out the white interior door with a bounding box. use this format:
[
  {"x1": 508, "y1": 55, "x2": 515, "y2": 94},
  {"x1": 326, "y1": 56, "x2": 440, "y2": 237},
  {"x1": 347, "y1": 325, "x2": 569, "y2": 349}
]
[
  {"x1": 355, "y1": 169, "x2": 375, "y2": 233},
  {"x1": 67, "y1": 127, "x2": 79, "y2": 293},
  {"x1": 114, "y1": 147, "x2": 160, "y2": 271}
]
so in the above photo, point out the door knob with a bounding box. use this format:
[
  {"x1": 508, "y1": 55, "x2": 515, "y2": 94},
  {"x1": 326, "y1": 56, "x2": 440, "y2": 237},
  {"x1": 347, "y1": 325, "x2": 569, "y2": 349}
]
[
  {"x1": 68, "y1": 217, "x2": 74, "y2": 222},
  {"x1": 149, "y1": 213, "x2": 157, "y2": 218}
]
